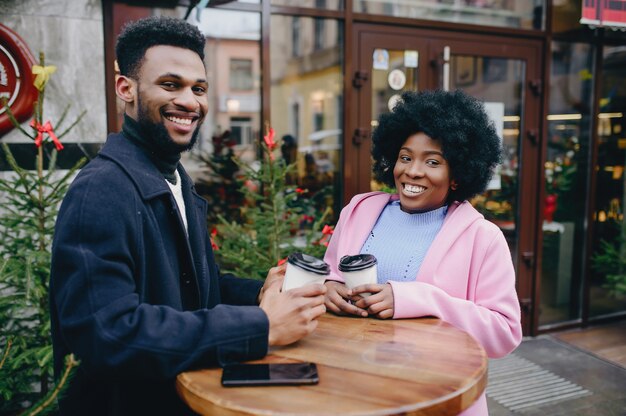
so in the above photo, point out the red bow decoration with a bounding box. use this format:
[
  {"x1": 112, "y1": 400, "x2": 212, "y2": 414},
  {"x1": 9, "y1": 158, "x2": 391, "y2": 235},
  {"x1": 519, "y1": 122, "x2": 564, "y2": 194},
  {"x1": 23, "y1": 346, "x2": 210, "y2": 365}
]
[
  {"x1": 30, "y1": 120, "x2": 64, "y2": 151},
  {"x1": 316, "y1": 224, "x2": 334, "y2": 247},
  {"x1": 263, "y1": 127, "x2": 277, "y2": 151},
  {"x1": 210, "y1": 228, "x2": 219, "y2": 251}
]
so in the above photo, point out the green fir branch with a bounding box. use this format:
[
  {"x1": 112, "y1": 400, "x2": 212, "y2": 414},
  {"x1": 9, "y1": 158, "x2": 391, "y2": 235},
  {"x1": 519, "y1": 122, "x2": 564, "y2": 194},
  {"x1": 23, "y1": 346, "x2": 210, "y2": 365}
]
[
  {"x1": 55, "y1": 104, "x2": 71, "y2": 131},
  {"x1": 0, "y1": 338, "x2": 12, "y2": 370},
  {"x1": 44, "y1": 148, "x2": 59, "y2": 174},
  {"x1": 1, "y1": 52, "x2": 84, "y2": 414},
  {"x1": 1, "y1": 100, "x2": 36, "y2": 140},
  {"x1": 46, "y1": 157, "x2": 86, "y2": 198},
  {"x1": 24, "y1": 354, "x2": 79, "y2": 416},
  {"x1": 1, "y1": 144, "x2": 39, "y2": 205},
  {"x1": 57, "y1": 110, "x2": 87, "y2": 140},
  {"x1": 209, "y1": 127, "x2": 332, "y2": 280}
]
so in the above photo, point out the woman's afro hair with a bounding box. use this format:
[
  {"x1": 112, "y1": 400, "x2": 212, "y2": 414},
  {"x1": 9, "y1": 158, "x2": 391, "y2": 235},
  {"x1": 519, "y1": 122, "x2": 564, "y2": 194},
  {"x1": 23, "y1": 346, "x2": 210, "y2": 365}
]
[
  {"x1": 115, "y1": 16, "x2": 206, "y2": 78},
  {"x1": 371, "y1": 89, "x2": 502, "y2": 203}
]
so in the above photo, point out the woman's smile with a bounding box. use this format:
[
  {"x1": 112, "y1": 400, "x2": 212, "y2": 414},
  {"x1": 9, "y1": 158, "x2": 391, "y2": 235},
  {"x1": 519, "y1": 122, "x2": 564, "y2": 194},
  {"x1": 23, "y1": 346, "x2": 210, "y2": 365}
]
[{"x1": 393, "y1": 132, "x2": 453, "y2": 213}]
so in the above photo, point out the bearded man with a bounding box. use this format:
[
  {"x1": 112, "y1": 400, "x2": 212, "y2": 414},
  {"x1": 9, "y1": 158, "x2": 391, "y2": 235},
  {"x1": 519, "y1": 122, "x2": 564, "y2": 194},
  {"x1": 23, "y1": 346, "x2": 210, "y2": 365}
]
[{"x1": 50, "y1": 16, "x2": 325, "y2": 416}]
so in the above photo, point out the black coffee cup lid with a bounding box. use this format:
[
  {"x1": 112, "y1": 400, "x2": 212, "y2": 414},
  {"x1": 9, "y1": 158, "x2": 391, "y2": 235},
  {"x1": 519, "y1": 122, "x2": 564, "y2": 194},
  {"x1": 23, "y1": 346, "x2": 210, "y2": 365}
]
[
  {"x1": 288, "y1": 252, "x2": 330, "y2": 275},
  {"x1": 338, "y1": 254, "x2": 377, "y2": 272}
]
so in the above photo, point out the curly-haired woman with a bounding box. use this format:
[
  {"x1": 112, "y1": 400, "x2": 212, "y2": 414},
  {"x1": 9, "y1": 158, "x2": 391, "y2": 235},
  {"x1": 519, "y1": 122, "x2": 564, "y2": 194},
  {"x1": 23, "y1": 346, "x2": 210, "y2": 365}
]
[{"x1": 323, "y1": 89, "x2": 522, "y2": 416}]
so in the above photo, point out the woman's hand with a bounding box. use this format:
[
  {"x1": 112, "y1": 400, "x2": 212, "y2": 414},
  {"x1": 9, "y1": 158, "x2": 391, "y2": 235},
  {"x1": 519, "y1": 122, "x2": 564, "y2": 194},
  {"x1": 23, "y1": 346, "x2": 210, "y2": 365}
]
[
  {"x1": 351, "y1": 283, "x2": 394, "y2": 319},
  {"x1": 324, "y1": 281, "x2": 368, "y2": 317}
]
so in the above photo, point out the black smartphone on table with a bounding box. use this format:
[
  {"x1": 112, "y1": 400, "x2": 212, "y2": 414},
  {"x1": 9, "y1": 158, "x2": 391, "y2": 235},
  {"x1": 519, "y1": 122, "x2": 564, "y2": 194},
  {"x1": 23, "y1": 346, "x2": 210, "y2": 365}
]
[{"x1": 221, "y1": 362, "x2": 319, "y2": 387}]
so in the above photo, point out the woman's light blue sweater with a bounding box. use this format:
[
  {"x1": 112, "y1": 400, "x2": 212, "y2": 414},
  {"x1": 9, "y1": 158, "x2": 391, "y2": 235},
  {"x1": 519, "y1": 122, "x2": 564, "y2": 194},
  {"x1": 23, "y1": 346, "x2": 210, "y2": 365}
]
[{"x1": 360, "y1": 200, "x2": 447, "y2": 284}]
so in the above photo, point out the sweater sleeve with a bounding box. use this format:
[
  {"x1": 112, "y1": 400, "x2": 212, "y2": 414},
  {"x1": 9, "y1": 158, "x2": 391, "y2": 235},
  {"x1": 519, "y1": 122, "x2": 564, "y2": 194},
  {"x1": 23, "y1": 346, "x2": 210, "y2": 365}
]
[{"x1": 388, "y1": 229, "x2": 522, "y2": 358}]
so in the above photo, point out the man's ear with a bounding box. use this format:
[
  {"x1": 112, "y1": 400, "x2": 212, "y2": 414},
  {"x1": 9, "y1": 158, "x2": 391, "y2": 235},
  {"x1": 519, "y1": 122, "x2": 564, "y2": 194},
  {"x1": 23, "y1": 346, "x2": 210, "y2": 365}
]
[{"x1": 115, "y1": 75, "x2": 136, "y2": 104}]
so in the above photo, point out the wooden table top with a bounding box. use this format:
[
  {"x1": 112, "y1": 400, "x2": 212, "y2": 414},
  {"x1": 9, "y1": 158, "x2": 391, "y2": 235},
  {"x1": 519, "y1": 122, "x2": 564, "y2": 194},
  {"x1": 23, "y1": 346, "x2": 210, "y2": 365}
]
[{"x1": 176, "y1": 313, "x2": 487, "y2": 416}]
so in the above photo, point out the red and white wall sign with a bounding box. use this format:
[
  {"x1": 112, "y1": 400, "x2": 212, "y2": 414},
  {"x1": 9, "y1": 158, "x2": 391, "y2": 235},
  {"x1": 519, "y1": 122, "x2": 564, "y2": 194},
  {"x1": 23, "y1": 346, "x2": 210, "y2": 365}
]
[{"x1": 0, "y1": 23, "x2": 38, "y2": 137}]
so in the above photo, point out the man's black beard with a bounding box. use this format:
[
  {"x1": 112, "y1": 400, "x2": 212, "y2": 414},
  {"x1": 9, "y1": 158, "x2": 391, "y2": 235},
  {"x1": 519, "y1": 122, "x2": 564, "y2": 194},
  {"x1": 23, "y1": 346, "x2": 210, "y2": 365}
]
[{"x1": 136, "y1": 98, "x2": 200, "y2": 155}]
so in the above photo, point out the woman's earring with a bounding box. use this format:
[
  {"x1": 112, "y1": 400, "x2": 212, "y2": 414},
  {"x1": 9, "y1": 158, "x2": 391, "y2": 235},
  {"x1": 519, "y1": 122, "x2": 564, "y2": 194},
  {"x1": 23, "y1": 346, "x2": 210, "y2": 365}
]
[
  {"x1": 450, "y1": 181, "x2": 458, "y2": 191},
  {"x1": 382, "y1": 157, "x2": 390, "y2": 172}
]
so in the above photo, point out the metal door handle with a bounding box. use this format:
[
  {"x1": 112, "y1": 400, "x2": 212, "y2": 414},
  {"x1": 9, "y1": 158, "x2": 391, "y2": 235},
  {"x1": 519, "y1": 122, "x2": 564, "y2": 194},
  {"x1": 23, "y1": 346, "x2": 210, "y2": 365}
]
[
  {"x1": 522, "y1": 251, "x2": 535, "y2": 267},
  {"x1": 352, "y1": 128, "x2": 369, "y2": 145},
  {"x1": 353, "y1": 70, "x2": 369, "y2": 88}
]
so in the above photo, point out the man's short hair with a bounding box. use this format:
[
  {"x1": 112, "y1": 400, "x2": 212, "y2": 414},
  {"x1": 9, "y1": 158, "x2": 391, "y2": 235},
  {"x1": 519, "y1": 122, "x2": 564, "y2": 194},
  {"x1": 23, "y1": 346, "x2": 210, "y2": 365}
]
[{"x1": 115, "y1": 16, "x2": 206, "y2": 78}]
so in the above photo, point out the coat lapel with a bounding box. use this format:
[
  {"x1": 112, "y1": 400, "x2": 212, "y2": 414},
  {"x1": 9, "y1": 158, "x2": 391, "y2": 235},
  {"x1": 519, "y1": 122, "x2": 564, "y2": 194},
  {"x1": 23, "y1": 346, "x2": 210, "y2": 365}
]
[
  {"x1": 179, "y1": 168, "x2": 206, "y2": 309},
  {"x1": 340, "y1": 192, "x2": 393, "y2": 256}
]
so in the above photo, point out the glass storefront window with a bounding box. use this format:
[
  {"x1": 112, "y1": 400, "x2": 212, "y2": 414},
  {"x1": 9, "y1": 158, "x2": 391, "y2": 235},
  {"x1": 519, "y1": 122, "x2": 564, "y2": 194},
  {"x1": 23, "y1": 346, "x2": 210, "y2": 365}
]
[
  {"x1": 454, "y1": 56, "x2": 525, "y2": 268},
  {"x1": 590, "y1": 45, "x2": 626, "y2": 319},
  {"x1": 369, "y1": 48, "x2": 420, "y2": 191},
  {"x1": 198, "y1": 8, "x2": 262, "y2": 142},
  {"x1": 354, "y1": 0, "x2": 545, "y2": 30},
  {"x1": 557, "y1": 0, "x2": 626, "y2": 38},
  {"x1": 370, "y1": 49, "x2": 420, "y2": 130},
  {"x1": 270, "y1": 15, "x2": 344, "y2": 223},
  {"x1": 604, "y1": 28, "x2": 626, "y2": 42},
  {"x1": 191, "y1": 7, "x2": 262, "y2": 226},
  {"x1": 271, "y1": 0, "x2": 344, "y2": 10},
  {"x1": 540, "y1": 42, "x2": 593, "y2": 326},
  {"x1": 451, "y1": 56, "x2": 524, "y2": 232},
  {"x1": 552, "y1": 0, "x2": 584, "y2": 33}
]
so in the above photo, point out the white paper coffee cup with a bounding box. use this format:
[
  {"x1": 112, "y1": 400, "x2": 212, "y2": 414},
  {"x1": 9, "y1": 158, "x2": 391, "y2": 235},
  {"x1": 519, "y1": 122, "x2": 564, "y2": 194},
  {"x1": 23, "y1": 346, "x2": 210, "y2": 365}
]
[
  {"x1": 338, "y1": 254, "x2": 378, "y2": 297},
  {"x1": 282, "y1": 252, "x2": 330, "y2": 292}
]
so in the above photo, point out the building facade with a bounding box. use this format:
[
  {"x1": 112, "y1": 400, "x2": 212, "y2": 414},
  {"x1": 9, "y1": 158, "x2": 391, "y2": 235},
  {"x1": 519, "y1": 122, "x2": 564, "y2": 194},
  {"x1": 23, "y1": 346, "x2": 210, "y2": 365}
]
[{"x1": 1, "y1": 0, "x2": 625, "y2": 335}]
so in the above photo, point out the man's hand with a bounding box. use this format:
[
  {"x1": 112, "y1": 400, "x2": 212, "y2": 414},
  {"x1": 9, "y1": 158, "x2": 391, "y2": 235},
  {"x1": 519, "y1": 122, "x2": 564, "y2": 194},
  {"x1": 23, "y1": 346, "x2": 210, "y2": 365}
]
[
  {"x1": 259, "y1": 281, "x2": 327, "y2": 346},
  {"x1": 324, "y1": 281, "x2": 368, "y2": 317},
  {"x1": 351, "y1": 283, "x2": 394, "y2": 319},
  {"x1": 257, "y1": 264, "x2": 286, "y2": 304}
]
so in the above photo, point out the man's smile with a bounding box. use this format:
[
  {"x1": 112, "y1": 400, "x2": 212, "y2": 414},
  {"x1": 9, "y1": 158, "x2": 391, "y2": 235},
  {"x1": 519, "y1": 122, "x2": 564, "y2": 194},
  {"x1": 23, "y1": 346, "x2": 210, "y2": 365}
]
[
  {"x1": 162, "y1": 109, "x2": 202, "y2": 133},
  {"x1": 165, "y1": 115, "x2": 193, "y2": 126}
]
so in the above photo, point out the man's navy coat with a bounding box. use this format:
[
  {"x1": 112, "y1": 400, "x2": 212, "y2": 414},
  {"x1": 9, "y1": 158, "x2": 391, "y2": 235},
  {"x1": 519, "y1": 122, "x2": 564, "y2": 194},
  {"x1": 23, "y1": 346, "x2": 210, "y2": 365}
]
[{"x1": 50, "y1": 132, "x2": 268, "y2": 415}]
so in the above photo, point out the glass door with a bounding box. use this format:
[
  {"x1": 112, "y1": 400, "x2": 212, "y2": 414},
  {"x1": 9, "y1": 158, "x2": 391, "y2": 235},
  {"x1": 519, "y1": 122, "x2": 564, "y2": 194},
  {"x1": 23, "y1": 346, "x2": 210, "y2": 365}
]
[
  {"x1": 344, "y1": 29, "x2": 428, "y2": 199},
  {"x1": 350, "y1": 25, "x2": 543, "y2": 334},
  {"x1": 590, "y1": 45, "x2": 626, "y2": 320}
]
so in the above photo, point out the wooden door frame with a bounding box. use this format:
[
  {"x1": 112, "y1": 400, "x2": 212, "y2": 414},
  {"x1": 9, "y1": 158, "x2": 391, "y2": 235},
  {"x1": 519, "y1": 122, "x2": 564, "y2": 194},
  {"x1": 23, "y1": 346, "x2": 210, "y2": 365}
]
[
  {"x1": 345, "y1": 24, "x2": 430, "y2": 201},
  {"x1": 348, "y1": 24, "x2": 545, "y2": 335},
  {"x1": 429, "y1": 34, "x2": 545, "y2": 335}
]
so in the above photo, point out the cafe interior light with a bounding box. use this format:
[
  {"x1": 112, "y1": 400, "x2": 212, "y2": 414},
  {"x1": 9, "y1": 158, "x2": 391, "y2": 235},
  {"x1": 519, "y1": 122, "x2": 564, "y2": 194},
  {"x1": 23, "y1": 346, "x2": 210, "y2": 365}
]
[
  {"x1": 598, "y1": 112, "x2": 623, "y2": 119},
  {"x1": 547, "y1": 112, "x2": 623, "y2": 121},
  {"x1": 555, "y1": 124, "x2": 579, "y2": 130},
  {"x1": 503, "y1": 128, "x2": 520, "y2": 136},
  {"x1": 547, "y1": 114, "x2": 582, "y2": 121}
]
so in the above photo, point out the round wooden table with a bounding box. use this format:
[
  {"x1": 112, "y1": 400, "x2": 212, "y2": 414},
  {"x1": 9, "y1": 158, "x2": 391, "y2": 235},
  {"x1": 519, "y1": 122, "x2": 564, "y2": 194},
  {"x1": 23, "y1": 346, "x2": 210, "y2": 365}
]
[{"x1": 176, "y1": 314, "x2": 487, "y2": 415}]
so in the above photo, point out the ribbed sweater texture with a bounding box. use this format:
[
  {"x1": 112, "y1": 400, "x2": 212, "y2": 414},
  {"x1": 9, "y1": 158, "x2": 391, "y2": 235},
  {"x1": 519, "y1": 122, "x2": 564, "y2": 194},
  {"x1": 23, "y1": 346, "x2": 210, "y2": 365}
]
[
  {"x1": 122, "y1": 114, "x2": 180, "y2": 184},
  {"x1": 360, "y1": 201, "x2": 447, "y2": 284}
]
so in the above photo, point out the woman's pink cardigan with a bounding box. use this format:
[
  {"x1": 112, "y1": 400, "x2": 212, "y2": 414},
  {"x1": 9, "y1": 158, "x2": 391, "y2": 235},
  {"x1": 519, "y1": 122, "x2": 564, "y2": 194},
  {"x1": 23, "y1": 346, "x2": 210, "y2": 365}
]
[{"x1": 324, "y1": 192, "x2": 522, "y2": 415}]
